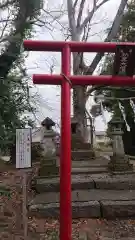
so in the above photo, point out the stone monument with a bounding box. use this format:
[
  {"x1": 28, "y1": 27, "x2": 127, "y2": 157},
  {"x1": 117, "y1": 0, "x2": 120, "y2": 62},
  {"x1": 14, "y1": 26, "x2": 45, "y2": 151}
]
[
  {"x1": 38, "y1": 117, "x2": 59, "y2": 176},
  {"x1": 108, "y1": 117, "x2": 133, "y2": 172},
  {"x1": 71, "y1": 117, "x2": 95, "y2": 160}
]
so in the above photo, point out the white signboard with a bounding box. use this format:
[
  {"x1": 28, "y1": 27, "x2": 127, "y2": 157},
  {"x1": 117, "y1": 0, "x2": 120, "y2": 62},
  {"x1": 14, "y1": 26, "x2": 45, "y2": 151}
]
[{"x1": 16, "y1": 128, "x2": 31, "y2": 169}]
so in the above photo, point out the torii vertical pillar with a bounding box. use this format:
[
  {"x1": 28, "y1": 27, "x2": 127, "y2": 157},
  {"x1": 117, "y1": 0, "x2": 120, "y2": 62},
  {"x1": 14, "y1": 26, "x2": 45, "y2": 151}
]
[
  {"x1": 24, "y1": 40, "x2": 135, "y2": 240},
  {"x1": 60, "y1": 45, "x2": 71, "y2": 240}
]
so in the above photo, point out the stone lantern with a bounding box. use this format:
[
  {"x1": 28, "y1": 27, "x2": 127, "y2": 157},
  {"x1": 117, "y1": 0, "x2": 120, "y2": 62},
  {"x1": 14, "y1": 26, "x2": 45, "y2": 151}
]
[
  {"x1": 39, "y1": 117, "x2": 59, "y2": 176},
  {"x1": 108, "y1": 117, "x2": 133, "y2": 172}
]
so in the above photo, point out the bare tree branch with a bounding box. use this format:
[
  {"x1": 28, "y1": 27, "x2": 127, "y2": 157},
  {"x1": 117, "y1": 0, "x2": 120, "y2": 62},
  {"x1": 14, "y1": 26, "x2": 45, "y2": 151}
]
[
  {"x1": 76, "y1": 0, "x2": 86, "y2": 28},
  {"x1": 0, "y1": 0, "x2": 15, "y2": 9},
  {"x1": 85, "y1": 0, "x2": 128, "y2": 98},
  {"x1": 97, "y1": 0, "x2": 110, "y2": 9},
  {"x1": 0, "y1": 16, "x2": 10, "y2": 40},
  {"x1": 73, "y1": 0, "x2": 79, "y2": 9},
  {"x1": 67, "y1": 0, "x2": 77, "y2": 39},
  {"x1": 77, "y1": 0, "x2": 110, "y2": 34},
  {"x1": 41, "y1": 9, "x2": 65, "y2": 29},
  {"x1": 93, "y1": 0, "x2": 97, "y2": 8}
]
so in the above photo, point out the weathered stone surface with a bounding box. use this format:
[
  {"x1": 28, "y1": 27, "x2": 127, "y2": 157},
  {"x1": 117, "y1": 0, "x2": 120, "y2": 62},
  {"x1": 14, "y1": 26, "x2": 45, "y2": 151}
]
[
  {"x1": 33, "y1": 175, "x2": 94, "y2": 193},
  {"x1": 108, "y1": 155, "x2": 133, "y2": 172},
  {"x1": 29, "y1": 189, "x2": 135, "y2": 204},
  {"x1": 72, "y1": 143, "x2": 92, "y2": 150},
  {"x1": 72, "y1": 150, "x2": 95, "y2": 160},
  {"x1": 101, "y1": 200, "x2": 135, "y2": 218},
  {"x1": 72, "y1": 167, "x2": 108, "y2": 174},
  {"x1": 38, "y1": 124, "x2": 59, "y2": 177},
  {"x1": 71, "y1": 133, "x2": 84, "y2": 149},
  {"x1": 108, "y1": 118, "x2": 134, "y2": 173},
  {"x1": 38, "y1": 163, "x2": 59, "y2": 177},
  {"x1": 56, "y1": 158, "x2": 108, "y2": 168},
  {"x1": 72, "y1": 201, "x2": 100, "y2": 218},
  {"x1": 29, "y1": 201, "x2": 100, "y2": 218},
  {"x1": 94, "y1": 175, "x2": 135, "y2": 190},
  {"x1": 72, "y1": 160, "x2": 107, "y2": 168}
]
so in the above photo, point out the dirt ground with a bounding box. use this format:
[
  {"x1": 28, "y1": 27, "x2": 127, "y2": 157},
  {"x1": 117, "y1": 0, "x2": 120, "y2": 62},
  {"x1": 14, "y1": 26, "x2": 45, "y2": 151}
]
[
  {"x1": 28, "y1": 218, "x2": 135, "y2": 239},
  {"x1": 0, "y1": 161, "x2": 135, "y2": 239}
]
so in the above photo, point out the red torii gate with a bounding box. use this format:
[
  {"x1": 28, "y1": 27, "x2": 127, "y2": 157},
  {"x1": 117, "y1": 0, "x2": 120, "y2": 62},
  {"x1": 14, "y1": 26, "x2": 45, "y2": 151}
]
[{"x1": 23, "y1": 40, "x2": 135, "y2": 240}]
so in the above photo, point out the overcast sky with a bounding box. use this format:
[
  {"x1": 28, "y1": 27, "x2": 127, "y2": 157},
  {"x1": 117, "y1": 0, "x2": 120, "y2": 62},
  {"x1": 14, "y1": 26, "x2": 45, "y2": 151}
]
[{"x1": 26, "y1": 0, "x2": 122, "y2": 131}]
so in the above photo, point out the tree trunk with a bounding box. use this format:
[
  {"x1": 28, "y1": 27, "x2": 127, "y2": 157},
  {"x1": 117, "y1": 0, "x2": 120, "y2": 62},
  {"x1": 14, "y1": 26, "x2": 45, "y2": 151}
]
[
  {"x1": 73, "y1": 85, "x2": 87, "y2": 140},
  {"x1": 72, "y1": 51, "x2": 88, "y2": 141}
]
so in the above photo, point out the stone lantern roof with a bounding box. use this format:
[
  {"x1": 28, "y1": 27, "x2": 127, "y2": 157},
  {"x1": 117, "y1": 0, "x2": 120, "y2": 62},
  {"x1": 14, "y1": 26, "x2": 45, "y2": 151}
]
[
  {"x1": 41, "y1": 117, "x2": 55, "y2": 127},
  {"x1": 108, "y1": 117, "x2": 124, "y2": 127},
  {"x1": 109, "y1": 117, "x2": 124, "y2": 124}
]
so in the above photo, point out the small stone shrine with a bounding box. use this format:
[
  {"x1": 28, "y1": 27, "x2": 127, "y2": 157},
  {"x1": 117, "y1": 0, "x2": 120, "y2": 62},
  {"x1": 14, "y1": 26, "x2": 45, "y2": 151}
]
[
  {"x1": 38, "y1": 117, "x2": 59, "y2": 176},
  {"x1": 108, "y1": 117, "x2": 133, "y2": 172},
  {"x1": 71, "y1": 117, "x2": 95, "y2": 160}
]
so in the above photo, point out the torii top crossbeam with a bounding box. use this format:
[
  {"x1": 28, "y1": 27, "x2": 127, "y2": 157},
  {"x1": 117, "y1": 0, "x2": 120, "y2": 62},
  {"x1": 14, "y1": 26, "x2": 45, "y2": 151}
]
[
  {"x1": 24, "y1": 40, "x2": 135, "y2": 52},
  {"x1": 24, "y1": 40, "x2": 135, "y2": 86}
]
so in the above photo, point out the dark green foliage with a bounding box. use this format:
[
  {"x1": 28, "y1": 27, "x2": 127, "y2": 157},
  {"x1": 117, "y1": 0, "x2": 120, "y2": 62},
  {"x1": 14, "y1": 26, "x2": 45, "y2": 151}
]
[
  {"x1": 94, "y1": 0, "x2": 135, "y2": 155},
  {"x1": 0, "y1": 0, "x2": 43, "y2": 155}
]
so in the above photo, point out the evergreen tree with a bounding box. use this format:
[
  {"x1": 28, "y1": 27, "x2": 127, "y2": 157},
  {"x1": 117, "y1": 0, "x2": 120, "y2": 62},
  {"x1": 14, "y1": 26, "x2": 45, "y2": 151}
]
[
  {"x1": 94, "y1": 0, "x2": 135, "y2": 155},
  {"x1": 0, "y1": 0, "x2": 43, "y2": 154}
]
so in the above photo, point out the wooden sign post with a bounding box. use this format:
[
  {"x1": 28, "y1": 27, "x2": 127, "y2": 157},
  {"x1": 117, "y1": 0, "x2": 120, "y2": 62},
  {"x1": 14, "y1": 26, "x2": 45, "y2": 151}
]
[{"x1": 16, "y1": 128, "x2": 32, "y2": 240}]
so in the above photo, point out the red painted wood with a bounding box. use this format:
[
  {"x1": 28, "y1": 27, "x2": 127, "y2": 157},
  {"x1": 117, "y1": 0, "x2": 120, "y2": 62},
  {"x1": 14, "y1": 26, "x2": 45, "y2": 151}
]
[
  {"x1": 60, "y1": 45, "x2": 72, "y2": 240},
  {"x1": 24, "y1": 40, "x2": 135, "y2": 52},
  {"x1": 33, "y1": 74, "x2": 135, "y2": 86}
]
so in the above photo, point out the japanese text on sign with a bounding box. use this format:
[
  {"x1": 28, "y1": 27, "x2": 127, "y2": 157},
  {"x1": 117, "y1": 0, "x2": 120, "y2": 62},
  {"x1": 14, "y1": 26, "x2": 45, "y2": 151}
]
[{"x1": 16, "y1": 129, "x2": 31, "y2": 169}]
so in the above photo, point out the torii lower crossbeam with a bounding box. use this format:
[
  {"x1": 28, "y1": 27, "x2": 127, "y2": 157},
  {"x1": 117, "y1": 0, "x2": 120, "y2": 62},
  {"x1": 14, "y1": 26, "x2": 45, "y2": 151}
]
[{"x1": 23, "y1": 40, "x2": 135, "y2": 240}]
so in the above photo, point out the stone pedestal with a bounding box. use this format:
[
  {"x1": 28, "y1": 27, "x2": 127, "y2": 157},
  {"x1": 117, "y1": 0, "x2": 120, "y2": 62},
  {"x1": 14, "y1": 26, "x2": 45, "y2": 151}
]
[
  {"x1": 71, "y1": 118, "x2": 95, "y2": 160},
  {"x1": 71, "y1": 133, "x2": 92, "y2": 150},
  {"x1": 39, "y1": 157, "x2": 59, "y2": 177},
  {"x1": 108, "y1": 118, "x2": 133, "y2": 172},
  {"x1": 108, "y1": 154, "x2": 133, "y2": 172}
]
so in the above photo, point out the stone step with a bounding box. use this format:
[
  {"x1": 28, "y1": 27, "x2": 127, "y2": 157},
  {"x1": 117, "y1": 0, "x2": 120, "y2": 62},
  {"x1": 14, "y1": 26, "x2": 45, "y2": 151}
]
[
  {"x1": 94, "y1": 174, "x2": 135, "y2": 189},
  {"x1": 32, "y1": 175, "x2": 94, "y2": 192},
  {"x1": 71, "y1": 160, "x2": 108, "y2": 168},
  {"x1": 28, "y1": 189, "x2": 135, "y2": 218},
  {"x1": 56, "y1": 160, "x2": 108, "y2": 168},
  {"x1": 29, "y1": 201, "x2": 100, "y2": 218},
  {"x1": 33, "y1": 174, "x2": 135, "y2": 193},
  {"x1": 72, "y1": 167, "x2": 108, "y2": 174},
  {"x1": 72, "y1": 142, "x2": 92, "y2": 150},
  {"x1": 30, "y1": 189, "x2": 135, "y2": 203},
  {"x1": 72, "y1": 150, "x2": 95, "y2": 160}
]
